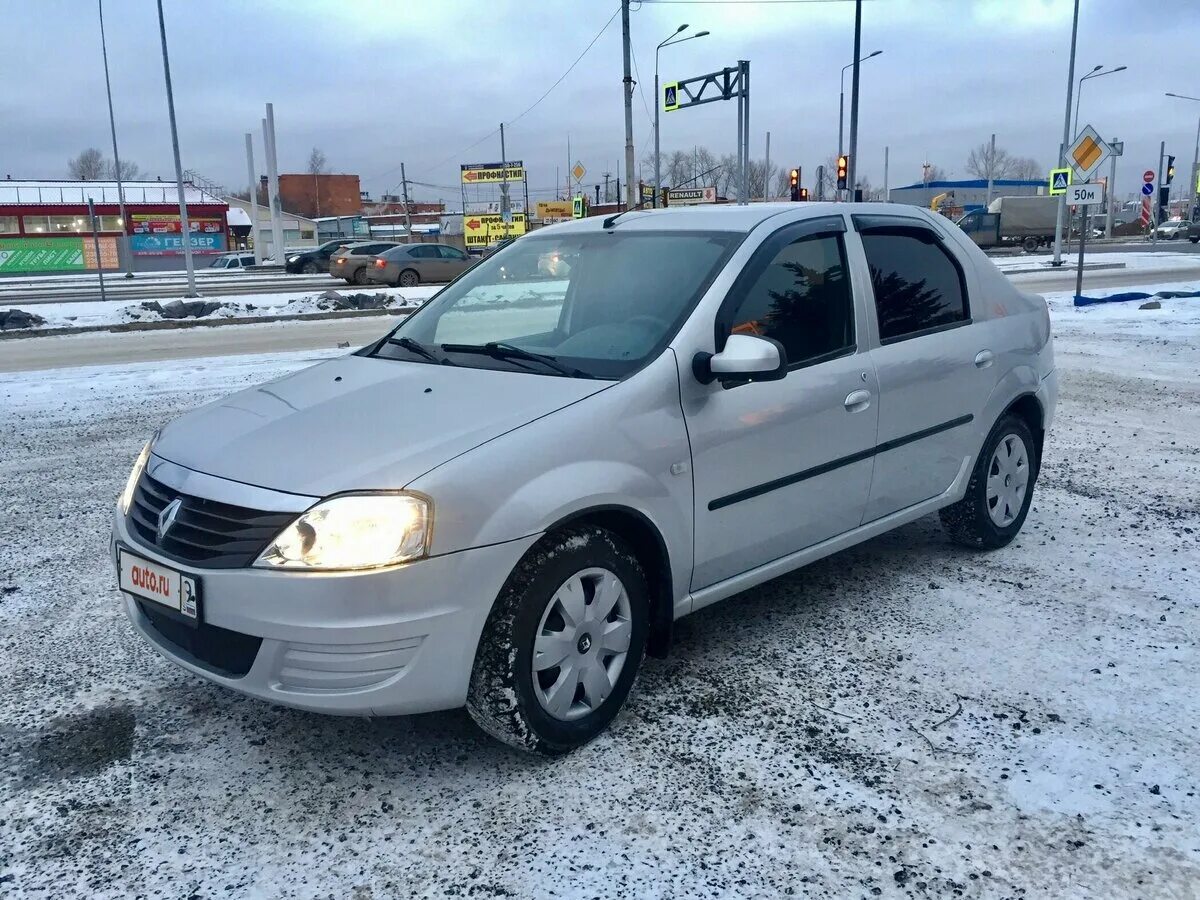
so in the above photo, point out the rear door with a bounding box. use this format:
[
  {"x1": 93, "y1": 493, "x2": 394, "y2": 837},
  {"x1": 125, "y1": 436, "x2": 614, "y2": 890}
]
[
  {"x1": 850, "y1": 215, "x2": 999, "y2": 520},
  {"x1": 408, "y1": 245, "x2": 443, "y2": 280},
  {"x1": 437, "y1": 244, "x2": 472, "y2": 277}
]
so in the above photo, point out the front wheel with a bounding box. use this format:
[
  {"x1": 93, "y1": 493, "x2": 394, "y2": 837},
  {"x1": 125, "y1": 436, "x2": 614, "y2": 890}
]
[
  {"x1": 1022, "y1": 236, "x2": 1039, "y2": 253},
  {"x1": 302, "y1": 261, "x2": 319, "y2": 274},
  {"x1": 940, "y1": 413, "x2": 1038, "y2": 550},
  {"x1": 467, "y1": 526, "x2": 649, "y2": 755}
]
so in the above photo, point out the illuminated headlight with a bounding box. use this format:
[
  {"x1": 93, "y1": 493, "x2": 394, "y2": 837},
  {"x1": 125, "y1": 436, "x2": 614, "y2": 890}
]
[
  {"x1": 254, "y1": 493, "x2": 431, "y2": 571},
  {"x1": 288, "y1": 255, "x2": 300, "y2": 263},
  {"x1": 120, "y1": 439, "x2": 154, "y2": 514}
]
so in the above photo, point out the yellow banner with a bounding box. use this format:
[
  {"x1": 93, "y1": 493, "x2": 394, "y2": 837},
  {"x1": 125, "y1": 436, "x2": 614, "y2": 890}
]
[
  {"x1": 536, "y1": 201, "x2": 573, "y2": 220},
  {"x1": 461, "y1": 164, "x2": 526, "y2": 185},
  {"x1": 463, "y1": 213, "x2": 527, "y2": 247}
]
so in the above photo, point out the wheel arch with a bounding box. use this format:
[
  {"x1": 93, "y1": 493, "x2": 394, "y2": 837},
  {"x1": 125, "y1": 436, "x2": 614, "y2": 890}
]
[
  {"x1": 544, "y1": 505, "x2": 674, "y2": 659},
  {"x1": 1002, "y1": 392, "x2": 1045, "y2": 465}
]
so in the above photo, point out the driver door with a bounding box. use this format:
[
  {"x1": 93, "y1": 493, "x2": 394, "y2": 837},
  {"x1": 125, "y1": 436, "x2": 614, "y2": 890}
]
[{"x1": 681, "y1": 216, "x2": 879, "y2": 590}]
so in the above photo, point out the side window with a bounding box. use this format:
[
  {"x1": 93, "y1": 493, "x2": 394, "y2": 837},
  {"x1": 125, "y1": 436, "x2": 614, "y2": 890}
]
[
  {"x1": 860, "y1": 232, "x2": 968, "y2": 342},
  {"x1": 227, "y1": 257, "x2": 240, "y2": 268},
  {"x1": 437, "y1": 245, "x2": 466, "y2": 260},
  {"x1": 410, "y1": 245, "x2": 438, "y2": 259},
  {"x1": 724, "y1": 233, "x2": 855, "y2": 367}
]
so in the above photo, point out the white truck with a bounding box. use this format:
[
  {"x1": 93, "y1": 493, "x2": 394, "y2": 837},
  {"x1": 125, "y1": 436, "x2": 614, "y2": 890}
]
[{"x1": 955, "y1": 196, "x2": 1059, "y2": 252}]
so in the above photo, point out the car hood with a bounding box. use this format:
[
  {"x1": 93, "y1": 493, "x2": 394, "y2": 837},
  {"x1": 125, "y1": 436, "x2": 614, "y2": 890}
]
[{"x1": 154, "y1": 354, "x2": 610, "y2": 498}]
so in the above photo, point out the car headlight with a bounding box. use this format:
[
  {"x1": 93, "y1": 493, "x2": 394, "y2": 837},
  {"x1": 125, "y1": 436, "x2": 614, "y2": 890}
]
[
  {"x1": 120, "y1": 439, "x2": 154, "y2": 514},
  {"x1": 254, "y1": 493, "x2": 431, "y2": 571},
  {"x1": 288, "y1": 255, "x2": 300, "y2": 263}
]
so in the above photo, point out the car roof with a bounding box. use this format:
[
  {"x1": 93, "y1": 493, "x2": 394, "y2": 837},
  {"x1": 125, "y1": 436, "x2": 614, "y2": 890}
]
[{"x1": 536, "y1": 201, "x2": 938, "y2": 235}]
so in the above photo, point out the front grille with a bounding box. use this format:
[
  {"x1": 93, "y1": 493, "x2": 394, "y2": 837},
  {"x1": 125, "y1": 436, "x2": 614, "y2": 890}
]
[
  {"x1": 138, "y1": 601, "x2": 262, "y2": 677},
  {"x1": 127, "y1": 472, "x2": 296, "y2": 569}
]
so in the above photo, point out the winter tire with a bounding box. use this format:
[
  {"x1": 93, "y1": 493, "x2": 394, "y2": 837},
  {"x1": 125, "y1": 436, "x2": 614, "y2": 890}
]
[
  {"x1": 467, "y1": 525, "x2": 649, "y2": 755},
  {"x1": 301, "y1": 261, "x2": 319, "y2": 274},
  {"x1": 398, "y1": 269, "x2": 420, "y2": 288},
  {"x1": 352, "y1": 266, "x2": 369, "y2": 285},
  {"x1": 1022, "y1": 236, "x2": 1039, "y2": 253},
  {"x1": 940, "y1": 413, "x2": 1038, "y2": 550}
]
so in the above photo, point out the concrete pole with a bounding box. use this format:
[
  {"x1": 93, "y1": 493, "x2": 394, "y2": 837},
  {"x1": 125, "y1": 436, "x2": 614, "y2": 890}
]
[
  {"x1": 742, "y1": 61, "x2": 750, "y2": 205},
  {"x1": 1051, "y1": 0, "x2": 1081, "y2": 267},
  {"x1": 264, "y1": 104, "x2": 285, "y2": 262},
  {"x1": 400, "y1": 162, "x2": 414, "y2": 239},
  {"x1": 245, "y1": 133, "x2": 261, "y2": 263},
  {"x1": 654, "y1": 48, "x2": 661, "y2": 207},
  {"x1": 621, "y1": 0, "x2": 636, "y2": 211},
  {"x1": 736, "y1": 74, "x2": 744, "y2": 203},
  {"x1": 986, "y1": 133, "x2": 996, "y2": 206},
  {"x1": 884, "y1": 145, "x2": 889, "y2": 201},
  {"x1": 500, "y1": 123, "x2": 509, "y2": 238},
  {"x1": 1190, "y1": 115, "x2": 1200, "y2": 221},
  {"x1": 764, "y1": 131, "x2": 771, "y2": 201},
  {"x1": 1153, "y1": 139, "x2": 1166, "y2": 242},
  {"x1": 98, "y1": 0, "x2": 133, "y2": 278},
  {"x1": 87, "y1": 197, "x2": 107, "y2": 303},
  {"x1": 1105, "y1": 138, "x2": 1117, "y2": 239},
  {"x1": 155, "y1": 0, "x2": 196, "y2": 295},
  {"x1": 846, "y1": 0, "x2": 862, "y2": 200}
]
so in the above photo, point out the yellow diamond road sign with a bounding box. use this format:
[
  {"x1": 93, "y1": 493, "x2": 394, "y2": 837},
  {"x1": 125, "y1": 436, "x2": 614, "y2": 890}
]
[
  {"x1": 572, "y1": 161, "x2": 586, "y2": 182},
  {"x1": 1067, "y1": 125, "x2": 1112, "y2": 182}
]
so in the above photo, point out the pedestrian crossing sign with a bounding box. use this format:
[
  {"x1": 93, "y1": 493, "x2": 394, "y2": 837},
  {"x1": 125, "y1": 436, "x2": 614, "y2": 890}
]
[
  {"x1": 663, "y1": 82, "x2": 679, "y2": 112},
  {"x1": 1049, "y1": 167, "x2": 1072, "y2": 195}
]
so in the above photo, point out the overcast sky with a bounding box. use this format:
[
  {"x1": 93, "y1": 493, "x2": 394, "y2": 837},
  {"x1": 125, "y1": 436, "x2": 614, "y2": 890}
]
[{"x1": 3, "y1": 0, "x2": 1198, "y2": 206}]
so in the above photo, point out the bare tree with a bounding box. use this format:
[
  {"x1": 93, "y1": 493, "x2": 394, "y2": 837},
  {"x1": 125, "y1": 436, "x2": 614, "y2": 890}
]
[
  {"x1": 67, "y1": 148, "x2": 106, "y2": 180},
  {"x1": 1009, "y1": 156, "x2": 1043, "y2": 181},
  {"x1": 921, "y1": 163, "x2": 947, "y2": 184},
  {"x1": 307, "y1": 147, "x2": 329, "y2": 175},
  {"x1": 106, "y1": 158, "x2": 141, "y2": 181},
  {"x1": 965, "y1": 142, "x2": 1014, "y2": 181},
  {"x1": 855, "y1": 177, "x2": 887, "y2": 201}
]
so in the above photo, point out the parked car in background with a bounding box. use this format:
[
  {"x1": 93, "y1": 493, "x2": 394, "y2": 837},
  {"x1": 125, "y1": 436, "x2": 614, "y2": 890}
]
[
  {"x1": 363, "y1": 243, "x2": 474, "y2": 287},
  {"x1": 112, "y1": 203, "x2": 1056, "y2": 754},
  {"x1": 207, "y1": 252, "x2": 257, "y2": 270},
  {"x1": 1155, "y1": 218, "x2": 1191, "y2": 241},
  {"x1": 1188, "y1": 219, "x2": 1200, "y2": 244},
  {"x1": 285, "y1": 239, "x2": 362, "y2": 274},
  {"x1": 328, "y1": 241, "x2": 400, "y2": 284}
]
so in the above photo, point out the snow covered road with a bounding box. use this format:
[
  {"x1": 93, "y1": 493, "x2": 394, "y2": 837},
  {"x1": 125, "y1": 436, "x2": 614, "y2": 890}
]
[{"x1": 0, "y1": 296, "x2": 1197, "y2": 898}]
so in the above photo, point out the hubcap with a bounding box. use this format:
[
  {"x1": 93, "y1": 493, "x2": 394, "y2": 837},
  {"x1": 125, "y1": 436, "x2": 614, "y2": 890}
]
[
  {"x1": 531, "y1": 567, "x2": 632, "y2": 722},
  {"x1": 986, "y1": 433, "x2": 1030, "y2": 527}
]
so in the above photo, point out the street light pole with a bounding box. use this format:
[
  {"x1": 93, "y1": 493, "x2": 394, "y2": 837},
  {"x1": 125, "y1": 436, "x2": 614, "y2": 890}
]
[
  {"x1": 98, "y1": 0, "x2": 133, "y2": 279},
  {"x1": 846, "y1": 0, "x2": 863, "y2": 200},
  {"x1": 155, "y1": 0, "x2": 196, "y2": 296},
  {"x1": 621, "y1": 0, "x2": 636, "y2": 211},
  {"x1": 1051, "y1": 0, "x2": 1081, "y2": 268},
  {"x1": 1074, "y1": 65, "x2": 1128, "y2": 137},
  {"x1": 655, "y1": 26, "x2": 709, "y2": 208},
  {"x1": 1166, "y1": 92, "x2": 1200, "y2": 221},
  {"x1": 838, "y1": 48, "x2": 880, "y2": 200}
]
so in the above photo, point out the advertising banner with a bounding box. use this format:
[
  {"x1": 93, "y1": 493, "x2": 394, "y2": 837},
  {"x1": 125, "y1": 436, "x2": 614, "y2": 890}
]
[
  {"x1": 0, "y1": 237, "x2": 85, "y2": 272},
  {"x1": 131, "y1": 214, "x2": 225, "y2": 235},
  {"x1": 131, "y1": 232, "x2": 227, "y2": 255},
  {"x1": 461, "y1": 162, "x2": 526, "y2": 184},
  {"x1": 535, "y1": 201, "x2": 573, "y2": 221},
  {"x1": 463, "y1": 213, "x2": 527, "y2": 249}
]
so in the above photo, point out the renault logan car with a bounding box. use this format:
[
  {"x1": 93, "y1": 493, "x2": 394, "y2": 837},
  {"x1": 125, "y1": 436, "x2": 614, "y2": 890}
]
[{"x1": 112, "y1": 203, "x2": 1056, "y2": 755}]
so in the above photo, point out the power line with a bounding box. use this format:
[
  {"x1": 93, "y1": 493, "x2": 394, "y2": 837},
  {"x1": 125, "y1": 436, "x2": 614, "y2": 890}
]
[{"x1": 629, "y1": 40, "x2": 655, "y2": 129}]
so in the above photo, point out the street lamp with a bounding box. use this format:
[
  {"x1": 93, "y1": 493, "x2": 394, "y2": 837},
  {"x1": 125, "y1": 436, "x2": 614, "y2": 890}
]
[
  {"x1": 838, "y1": 49, "x2": 881, "y2": 199},
  {"x1": 1166, "y1": 91, "x2": 1200, "y2": 221},
  {"x1": 98, "y1": 0, "x2": 133, "y2": 279},
  {"x1": 1073, "y1": 65, "x2": 1126, "y2": 137},
  {"x1": 655, "y1": 24, "x2": 709, "y2": 206}
]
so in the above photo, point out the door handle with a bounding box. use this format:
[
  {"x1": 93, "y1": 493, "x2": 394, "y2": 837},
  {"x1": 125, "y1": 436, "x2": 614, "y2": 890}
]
[
  {"x1": 974, "y1": 350, "x2": 995, "y2": 369},
  {"x1": 844, "y1": 389, "x2": 871, "y2": 413}
]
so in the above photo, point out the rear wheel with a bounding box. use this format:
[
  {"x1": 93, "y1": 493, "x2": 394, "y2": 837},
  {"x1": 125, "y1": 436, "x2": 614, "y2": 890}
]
[
  {"x1": 398, "y1": 268, "x2": 419, "y2": 288},
  {"x1": 301, "y1": 261, "x2": 319, "y2": 274},
  {"x1": 352, "y1": 266, "x2": 368, "y2": 285},
  {"x1": 467, "y1": 526, "x2": 649, "y2": 755},
  {"x1": 1022, "y1": 236, "x2": 1039, "y2": 253},
  {"x1": 940, "y1": 413, "x2": 1038, "y2": 550}
]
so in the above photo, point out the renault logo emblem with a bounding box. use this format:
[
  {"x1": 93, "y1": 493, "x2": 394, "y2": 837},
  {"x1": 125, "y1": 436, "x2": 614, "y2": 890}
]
[{"x1": 157, "y1": 498, "x2": 182, "y2": 541}]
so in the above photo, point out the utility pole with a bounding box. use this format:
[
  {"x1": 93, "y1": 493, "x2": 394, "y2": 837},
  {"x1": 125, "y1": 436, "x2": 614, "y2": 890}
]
[
  {"x1": 986, "y1": 133, "x2": 996, "y2": 206},
  {"x1": 816, "y1": 164, "x2": 825, "y2": 202},
  {"x1": 1153, "y1": 139, "x2": 1166, "y2": 243},
  {"x1": 98, "y1": 0, "x2": 133, "y2": 279},
  {"x1": 155, "y1": 0, "x2": 196, "y2": 296},
  {"x1": 499, "y1": 123, "x2": 509, "y2": 239},
  {"x1": 883, "y1": 146, "x2": 889, "y2": 201},
  {"x1": 400, "y1": 162, "x2": 414, "y2": 240},
  {"x1": 621, "y1": 0, "x2": 635, "y2": 211},
  {"x1": 87, "y1": 197, "x2": 107, "y2": 303},
  {"x1": 1051, "y1": 0, "x2": 1081, "y2": 267},
  {"x1": 1105, "y1": 137, "x2": 1118, "y2": 239},
  {"x1": 264, "y1": 104, "x2": 285, "y2": 262},
  {"x1": 603, "y1": 172, "x2": 611, "y2": 202},
  {"x1": 245, "y1": 133, "x2": 261, "y2": 264},
  {"x1": 764, "y1": 131, "x2": 771, "y2": 201},
  {"x1": 846, "y1": 0, "x2": 863, "y2": 199}
]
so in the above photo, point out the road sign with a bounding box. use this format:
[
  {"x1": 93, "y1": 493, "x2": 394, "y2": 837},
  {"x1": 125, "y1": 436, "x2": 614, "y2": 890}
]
[
  {"x1": 572, "y1": 195, "x2": 584, "y2": 219},
  {"x1": 1140, "y1": 197, "x2": 1151, "y2": 226},
  {"x1": 1067, "y1": 125, "x2": 1112, "y2": 181},
  {"x1": 1067, "y1": 184, "x2": 1104, "y2": 206},
  {"x1": 663, "y1": 82, "x2": 679, "y2": 112},
  {"x1": 1141, "y1": 182, "x2": 1155, "y2": 197},
  {"x1": 1049, "y1": 168, "x2": 1072, "y2": 195},
  {"x1": 571, "y1": 161, "x2": 586, "y2": 182},
  {"x1": 1143, "y1": 170, "x2": 1156, "y2": 184},
  {"x1": 461, "y1": 161, "x2": 525, "y2": 184},
  {"x1": 666, "y1": 186, "x2": 717, "y2": 206}
]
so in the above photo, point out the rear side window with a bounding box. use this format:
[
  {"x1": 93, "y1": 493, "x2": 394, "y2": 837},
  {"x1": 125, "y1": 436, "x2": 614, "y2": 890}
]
[
  {"x1": 860, "y1": 232, "x2": 968, "y2": 342},
  {"x1": 410, "y1": 245, "x2": 439, "y2": 258},
  {"x1": 724, "y1": 233, "x2": 854, "y2": 367},
  {"x1": 437, "y1": 245, "x2": 467, "y2": 260}
]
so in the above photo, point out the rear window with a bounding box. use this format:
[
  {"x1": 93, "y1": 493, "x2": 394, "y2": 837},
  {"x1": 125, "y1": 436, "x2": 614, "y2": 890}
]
[{"x1": 860, "y1": 232, "x2": 968, "y2": 342}]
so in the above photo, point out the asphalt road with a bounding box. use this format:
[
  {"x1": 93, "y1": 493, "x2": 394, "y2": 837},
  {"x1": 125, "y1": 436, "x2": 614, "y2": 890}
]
[
  {"x1": 3, "y1": 263, "x2": 1199, "y2": 374},
  {"x1": 1, "y1": 271, "x2": 341, "y2": 305}
]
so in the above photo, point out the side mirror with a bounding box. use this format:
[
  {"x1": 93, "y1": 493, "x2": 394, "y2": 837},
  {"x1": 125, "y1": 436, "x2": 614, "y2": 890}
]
[{"x1": 693, "y1": 334, "x2": 788, "y2": 386}]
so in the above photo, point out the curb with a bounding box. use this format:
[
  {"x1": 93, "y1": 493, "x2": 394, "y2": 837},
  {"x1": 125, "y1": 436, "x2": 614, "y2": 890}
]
[
  {"x1": 1000, "y1": 262, "x2": 1128, "y2": 276},
  {"x1": 0, "y1": 306, "x2": 418, "y2": 341}
]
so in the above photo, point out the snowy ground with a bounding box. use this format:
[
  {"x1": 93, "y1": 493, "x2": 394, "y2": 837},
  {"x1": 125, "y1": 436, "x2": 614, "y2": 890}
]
[
  {"x1": 0, "y1": 286, "x2": 1197, "y2": 898},
  {"x1": 992, "y1": 249, "x2": 1198, "y2": 273},
  {"x1": 1, "y1": 286, "x2": 439, "y2": 330}
]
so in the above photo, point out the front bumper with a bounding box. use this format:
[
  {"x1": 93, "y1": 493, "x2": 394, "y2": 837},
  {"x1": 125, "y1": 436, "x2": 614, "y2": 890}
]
[{"x1": 112, "y1": 508, "x2": 537, "y2": 716}]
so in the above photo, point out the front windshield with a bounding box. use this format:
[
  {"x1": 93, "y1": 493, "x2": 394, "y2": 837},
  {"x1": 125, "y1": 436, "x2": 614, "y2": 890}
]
[{"x1": 374, "y1": 229, "x2": 741, "y2": 378}]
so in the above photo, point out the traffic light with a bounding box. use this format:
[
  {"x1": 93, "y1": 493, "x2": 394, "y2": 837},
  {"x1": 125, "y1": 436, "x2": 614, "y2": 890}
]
[
  {"x1": 1166, "y1": 155, "x2": 1176, "y2": 185},
  {"x1": 799, "y1": 187, "x2": 809, "y2": 201},
  {"x1": 836, "y1": 155, "x2": 849, "y2": 191},
  {"x1": 789, "y1": 168, "x2": 800, "y2": 201}
]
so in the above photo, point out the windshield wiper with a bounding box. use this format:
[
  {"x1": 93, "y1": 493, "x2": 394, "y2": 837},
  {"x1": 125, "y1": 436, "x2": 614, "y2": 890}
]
[
  {"x1": 440, "y1": 341, "x2": 595, "y2": 379},
  {"x1": 385, "y1": 336, "x2": 447, "y2": 365}
]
